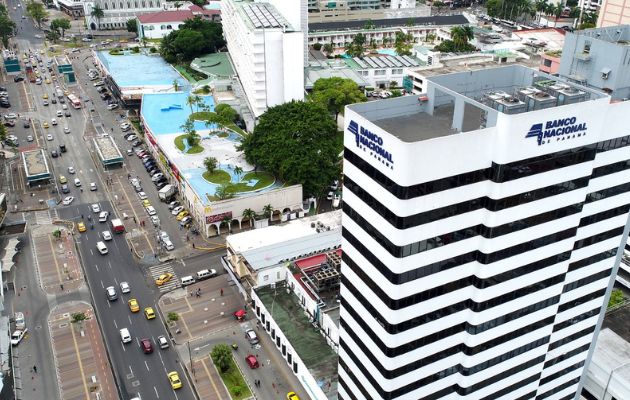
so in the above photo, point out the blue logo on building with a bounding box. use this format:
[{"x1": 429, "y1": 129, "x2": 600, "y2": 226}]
[
  {"x1": 349, "y1": 120, "x2": 394, "y2": 169},
  {"x1": 526, "y1": 117, "x2": 587, "y2": 146}
]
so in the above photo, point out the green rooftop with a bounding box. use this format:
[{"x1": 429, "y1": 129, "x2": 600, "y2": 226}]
[
  {"x1": 190, "y1": 52, "x2": 235, "y2": 79},
  {"x1": 256, "y1": 284, "x2": 338, "y2": 398}
]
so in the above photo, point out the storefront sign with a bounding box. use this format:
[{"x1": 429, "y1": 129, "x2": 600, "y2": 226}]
[
  {"x1": 348, "y1": 120, "x2": 394, "y2": 168},
  {"x1": 206, "y1": 211, "x2": 232, "y2": 224},
  {"x1": 526, "y1": 117, "x2": 587, "y2": 146}
]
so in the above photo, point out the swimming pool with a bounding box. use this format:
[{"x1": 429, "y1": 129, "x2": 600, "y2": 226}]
[
  {"x1": 97, "y1": 51, "x2": 189, "y2": 89},
  {"x1": 141, "y1": 92, "x2": 215, "y2": 135},
  {"x1": 377, "y1": 48, "x2": 399, "y2": 56}
]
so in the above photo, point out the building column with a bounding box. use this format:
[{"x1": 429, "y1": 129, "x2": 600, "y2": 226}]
[{"x1": 451, "y1": 96, "x2": 465, "y2": 132}]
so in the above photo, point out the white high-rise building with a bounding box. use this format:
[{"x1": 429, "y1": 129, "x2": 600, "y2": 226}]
[
  {"x1": 221, "y1": 0, "x2": 305, "y2": 118},
  {"x1": 338, "y1": 65, "x2": 630, "y2": 400}
]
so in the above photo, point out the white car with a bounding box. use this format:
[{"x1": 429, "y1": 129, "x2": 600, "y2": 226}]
[
  {"x1": 98, "y1": 211, "x2": 109, "y2": 222},
  {"x1": 56, "y1": 110, "x2": 62, "y2": 117},
  {"x1": 137, "y1": 191, "x2": 147, "y2": 200},
  {"x1": 51, "y1": 118, "x2": 58, "y2": 125},
  {"x1": 62, "y1": 104, "x2": 68, "y2": 110},
  {"x1": 63, "y1": 127, "x2": 70, "y2": 134},
  {"x1": 102, "y1": 230, "x2": 112, "y2": 241},
  {"x1": 146, "y1": 206, "x2": 156, "y2": 216},
  {"x1": 4, "y1": 113, "x2": 17, "y2": 119},
  {"x1": 126, "y1": 135, "x2": 137, "y2": 142},
  {"x1": 120, "y1": 281, "x2": 130, "y2": 293},
  {"x1": 91, "y1": 203, "x2": 100, "y2": 213},
  {"x1": 158, "y1": 335, "x2": 169, "y2": 349},
  {"x1": 90, "y1": 182, "x2": 97, "y2": 191},
  {"x1": 326, "y1": 191, "x2": 334, "y2": 200},
  {"x1": 27, "y1": 135, "x2": 33, "y2": 142},
  {"x1": 74, "y1": 178, "x2": 81, "y2": 187},
  {"x1": 11, "y1": 329, "x2": 27, "y2": 346},
  {"x1": 158, "y1": 231, "x2": 170, "y2": 243},
  {"x1": 171, "y1": 206, "x2": 184, "y2": 215},
  {"x1": 62, "y1": 196, "x2": 74, "y2": 205},
  {"x1": 46, "y1": 134, "x2": 53, "y2": 141},
  {"x1": 107, "y1": 103, "x2": 119, "y2": 110},
  {"x1": 163, "y1": 239, "x2": 174, "y2": 251},
  {"x1": 93, "y1": 81, "x2": 105, "y2": 87},
  {"x1": 68, "y1": 166, "x2": 75, "y2": 174},
  {"x1": 151, "y1": 215, "x2": 160, "y2": 226}
]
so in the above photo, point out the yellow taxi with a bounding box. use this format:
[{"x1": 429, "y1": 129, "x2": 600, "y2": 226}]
[
  {"x1": 168, "y1": 371, "x2": 182, "y2": 390},
  {"x1": 39, "y1": 49, "x2": 44, "y2": 55},
  {"x1": 176, "y1": 211, "x2": 189, "y2": 221},
  {"x1": 128, "y1": 299, "x2": 140, "y2": 312},
  {"x1": 287, "y1": 392, "x2": 300, "y2": 400},
  {"x1": 77, "y1": 222, "x2": 86, "y2": 232},
  {"x1": 45, "y1": 78, "x2": 51, "y2": 84},
  {"x1": 64, "y1": 90, "x2": 69, "y2": 96},
  {"x1": 142, "y1": 199, "x2": 151, "y2": 207},
  {"x1": 42, "y1": 93, "x2": 48, "y2": 99},
  {"x1": 155, "y1": 273, "x2": 173, "y2": 286},
  {"x1": 59, "y1": 175, "x2": 67, "y2": 184},
  {"x1": 43, "y1": 122, "x2": 49, "y2": 128},
  {"x1": 144, "y1": 307, "x2": 155, "y2": 320}
]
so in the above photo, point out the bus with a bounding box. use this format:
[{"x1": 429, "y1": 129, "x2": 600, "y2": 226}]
[{"x1": 67, "y1": 94, "x2": 82, "y2": 109}]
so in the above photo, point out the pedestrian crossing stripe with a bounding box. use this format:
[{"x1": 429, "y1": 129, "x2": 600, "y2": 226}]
[{"x1": 148, "y1": 264, "x2": 180, "y2": 292}]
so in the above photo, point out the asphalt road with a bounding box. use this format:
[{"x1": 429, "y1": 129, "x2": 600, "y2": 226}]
[{"x1": 60, "y1": 202, "x2": 196, "y2": 400}]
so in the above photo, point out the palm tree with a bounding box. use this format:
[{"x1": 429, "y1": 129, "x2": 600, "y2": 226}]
[
  {"x1": 242, "y1": 208, "x2": 256, "y2": 228},
  {"x1": 90, "y1": 5, "x2": 104, "y2": 29},
  {"x1": 552, "y1": 3, "x2": 564, "y2": 21},
  {"x1": 221, "y1": 216, "x2": 232, "y2": 233},
  {"x1": 262, "y1": 204, "x2": 273, "y2": 219},
  {"x1": 450, "y1": 26, "x2": 474, "y2": 50},
  {"x1": 204, "y1": 156, "x2": 218, "y2": 174},
  {"x1": 173, "y1": 79, "x2": 180, "y2": 92},
  {"x1": 233, "y1": 166, "x2": 243, "y2": 180},
  {"x1": 534, "y1": 0, "x2": 548, "y2": 22},
  {"x1": 174, "y1": 1, "x2": 182, "y2": 9}
]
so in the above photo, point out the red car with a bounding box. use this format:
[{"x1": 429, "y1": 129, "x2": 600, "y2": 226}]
[
  {"x1": 245, "y1": 354, "x2": 259, "y2": 369},
  {"x1": 140, "y1": 338, "x2": 153, "y2": 354}
]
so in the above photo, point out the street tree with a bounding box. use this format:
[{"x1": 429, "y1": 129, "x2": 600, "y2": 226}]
[
  {"x1": 51, "y1": 18, "x2": 71, "y2": 38},
  {"x1": 239, "y1": 101, "x2": 340, "y2": 196},
  {"x1": 310, "y1": 77, "x2": 366, "y2": 122},
  {"x1": 71, "y1": 312, "x2": 87, "y2": 323},
  {"x1": 26, "y1": 1, "x2": 48, "y2": 29},
  {"x1": 126, "y1": 18, "x2": 137, "y2": 33},
  {"x1": 211, "y1": 344, "x2": 232, "y2": 373},
  {"x1": 90, "y1": 5, "x2": 104, "y2": 28},
  {"x1": 0, "y1": 124, "x2": 8, "y2": 142},
  {"x1": 203, "y1": 156, "x2": 218, "y2": 174},
  {"x1": 0, "y1": 8, "x2": 16, "y2": 48}
]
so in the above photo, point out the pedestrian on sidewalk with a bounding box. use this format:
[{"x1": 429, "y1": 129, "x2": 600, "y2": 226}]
[
  {"x1": 33, "y1": 365, "x2": 37, "y2": 373},
  {"x1": 192, "y1": 243, "x2": 196, "y2": 249},
  {"x1": 220, "y1": 288, "x2": 223, "y2": 296}
]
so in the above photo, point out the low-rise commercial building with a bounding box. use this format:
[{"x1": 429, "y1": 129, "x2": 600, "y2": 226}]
[
  {"x1": 57, "y1": 0, "x2": 85, "y2": 17},
  {"x1": 21, "y1": 149, "x2": 51, "y2": 186},
  {"x1": 93, "y1": 135, "x2": 123, "y2": 167},
  {"x1": 136, "y1": 6, "x2": 220, "y2": 40},
  {"x1": 83, "y1": 0, "x2": 167, "y2": 30}
]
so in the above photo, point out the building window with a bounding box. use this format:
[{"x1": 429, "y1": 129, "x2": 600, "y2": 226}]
[
  {"x1": 543, "y1": 59, "x2": 552, "y2": 67},
  {"x1": 166, "y1": 24, "x2": 172, "y2": 29},
  {"x1": 160, "y1": 25, "x2": 166, "y2": 30},
  {"x1": 142, "y1": 0, "x2": 145, "y2": 5},
  {"x1": 392, "y1": 68, "x2": 403, "y2": 74},
  {"x1": 134, "y1": 1, "x2": 138, "y2": 7},
  {"x1": 104, "y1": 2, "x2": 108, "y2": 9},
  {"x1": 374, "y1": 69, "x2": 386, "y2": 76},
  {"x1": 583, "y1": 41, "x2": 591, "y2": 54}
]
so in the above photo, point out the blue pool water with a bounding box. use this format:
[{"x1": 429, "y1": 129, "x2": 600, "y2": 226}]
[
  {"x1": 141, "y1": 92, "x2": 215, "y2": 135},
  {"x1": 377, "y1": 48, "x2": 399, "y2": 56},
  {"x1": 97, "y1": 51, "x2": 189, "y2": 89}
]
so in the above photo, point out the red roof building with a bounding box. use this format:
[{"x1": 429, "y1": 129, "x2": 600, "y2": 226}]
[{"x1": 137, "y1": 6, "x2": 220, "y2": 39}]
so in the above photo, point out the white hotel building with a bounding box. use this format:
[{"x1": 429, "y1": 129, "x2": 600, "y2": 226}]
[
  {"x1": 221, "y1": 0, "x2": 306, "y2": 118},
  {"x1": 339, "y1": 65, "x2": 630, "y2": 399}
]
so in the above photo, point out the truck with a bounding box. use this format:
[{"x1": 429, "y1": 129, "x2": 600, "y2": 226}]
[
  {"x1": 55, "y1": 88, "x2": 64, "y2": 99},
  {"x1": 111, "y1": 218, "x2": 125, "y2": 234},
  {"x1": 158, "y1": 184, "x2": 176, "y2": 202}
]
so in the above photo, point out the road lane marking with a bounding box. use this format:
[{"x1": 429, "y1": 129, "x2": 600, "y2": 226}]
[
  {"x1": 201, "y1": 358, "x2": 225, "y2": 400},
  {"x1": 68, "y1": 314, "x2": 92, "y2": 399},
  {"x1": 145, "y1": 360, "x2": 150, "y2": 371},
  {"x1": 47, "y1": 234, "x2": 64, "y2": 285}
]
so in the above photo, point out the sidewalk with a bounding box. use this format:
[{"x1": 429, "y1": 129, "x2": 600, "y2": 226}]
[
  {"x1": 48, "y1": 302, "x2": 118, "y2": 400},
  {"x1": 30, "y1": 225, "x2": 84, "y2": 295}
]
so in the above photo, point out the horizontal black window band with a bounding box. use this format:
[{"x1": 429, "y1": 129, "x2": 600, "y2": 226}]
[
  {"x1": 540, "y1": 361, "x2": 585, "y2": 386},
  {"x1": 535, "y1": 377, "x2": 581, "y2": 400},
  {"x1": 591, "y1": 159, "x2": 630, "y2": 179},
  {"x1": 568, "y1": 248, "x2": 617, "y2": 272},
  {"x1": 544, "y1": 343, "x2": 591, "y2": 368},
  {"x1": 579, "y1": 204, "x2": 630, "y2": 227},
  {"x1": 341, "y1": 272, "x2": 563, "y2": 341},
  {"x1": 337, "y1": 377, "x2": 359, "y2": 400},
  {"x1": 343, "y1": 250, "x2": 569, "y2": 311},
  {"x1": 586, "y1": 181, "x2": 630, "y2": 203},
  {"x1": 563, "y1": 269, "x2": 612, "y2": 293},
  {"x1": 340, "y1": 338, "x2": 549, "y2": 399},
  {"x1": 480, "y1": 374, "x2": 542, "y2": 400},
  {"x1": 553, "y1": 307, "x2": 602, "y2": 333},
  {"x1": 344, "y1": 174, "x2": 590, "y2": 231},
  {"x1": 341, "y1": 299, "x2": 557, "y2": 379},
  {"x1": 343, "y1": 137, "x2": 630, "y2": 200},
  {"x1": 573, "y1": 226, "x2": 625, "y2": 250},
  {"x1": 558, "y1": 288, "x2": 606, "y2": 313},
  {"x1": 548, "y1": 325, "x2": 596, "y2": 352},
  {"x1": 343, "y1": 221, "x2": 574, "y2": 285}
]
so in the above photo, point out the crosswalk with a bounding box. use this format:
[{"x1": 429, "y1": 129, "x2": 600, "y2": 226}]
[
  {"x1": 34, "y1": 209, "x2": 59, "y2": 225},
  {"x1": 147, "y1": 263, "x2": 180, "y2": 293}
]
